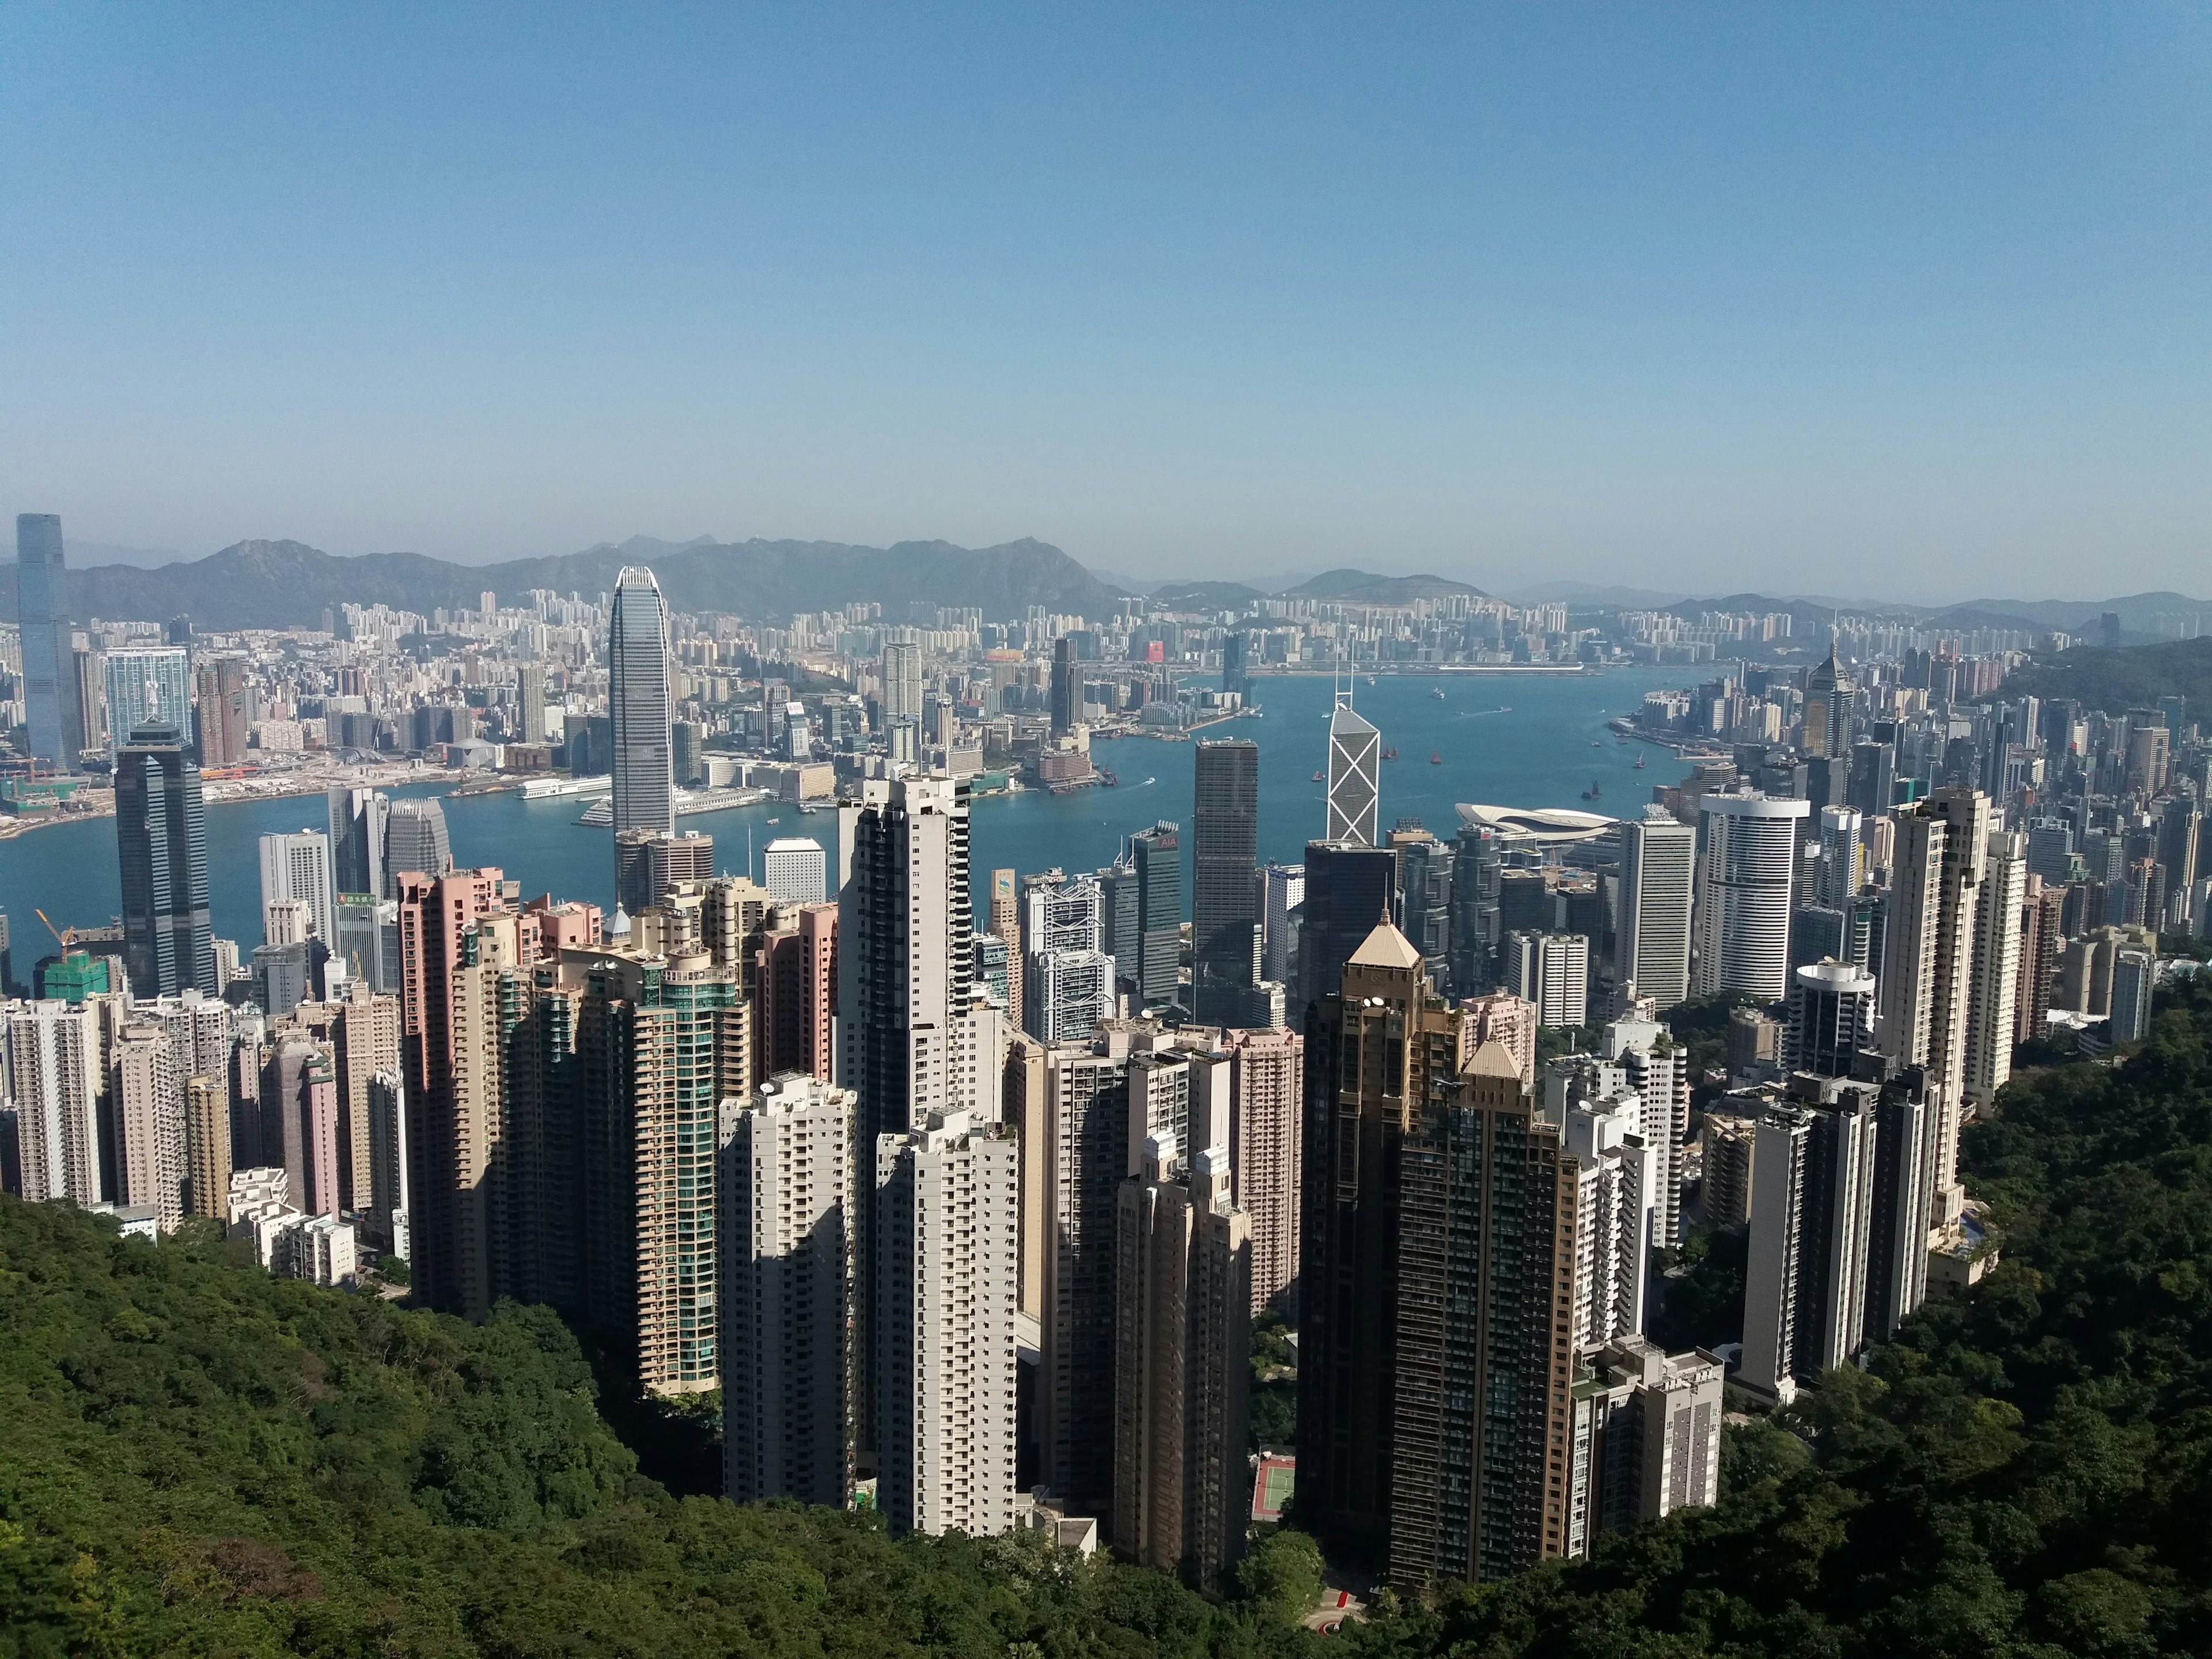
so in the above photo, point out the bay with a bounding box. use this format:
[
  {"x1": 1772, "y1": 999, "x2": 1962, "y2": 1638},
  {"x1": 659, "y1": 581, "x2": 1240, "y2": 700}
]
[{"x1": 0, "y1": 668, "x2": 1687, "y2": 953}]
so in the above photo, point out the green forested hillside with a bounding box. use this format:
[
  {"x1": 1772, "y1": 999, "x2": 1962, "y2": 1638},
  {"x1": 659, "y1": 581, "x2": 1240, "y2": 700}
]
[{"x1": 7, "y1": 975, "x2": 2212, "y2": 1657}]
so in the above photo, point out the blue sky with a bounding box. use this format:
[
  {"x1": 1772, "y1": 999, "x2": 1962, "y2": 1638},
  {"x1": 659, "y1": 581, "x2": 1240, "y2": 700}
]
[{"x1": 3, "y1": 3, "x2": 2206, "y2": 600}]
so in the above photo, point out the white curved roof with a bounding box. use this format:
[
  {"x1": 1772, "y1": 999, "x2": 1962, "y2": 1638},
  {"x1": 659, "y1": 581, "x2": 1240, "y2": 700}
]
[{"x1": 1455, "y1": 802, "x2": 1616, "y2": 843}]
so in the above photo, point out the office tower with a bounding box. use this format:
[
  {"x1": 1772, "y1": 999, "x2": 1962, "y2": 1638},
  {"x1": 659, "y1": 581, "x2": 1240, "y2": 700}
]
[
  {"x1": 5, "y1": 1002, "x2": 101, "y2": 1205},
  {"x1": 1845, "y1": 738, "x2": 1895, "y2": 821},
  {"x1": 113, "y1": 1022, "x2": 188, "y2": 1232},
  {"x1": 1099, "y1": 858, "x2": 1140, "y2": 988},
  {"x1": 1692, "y1": 793, "x2": 1811, "y2": 1001},
  {"x1": 1385, "y1": 1039, "x2": 1577, "y2": 1589},
  {"x1": 1025, "y1": 947, "x2": 1116, "y2": 1043},
  {"x1": 1879, "y1": 786, "x2": 1989, "y2": 1219},
  {"x1": 192, "y1": 657, "x2": 251, "y2": 767},
  {"x1": 2124, "y1": 722, "x2": 2171, "y2": 796},
  {"x1": 1602, "y1": 1003, "x2": 1690, "y2": 1249},
  {"x1": 184, "y1": 1074, "x2": 230, "y2": 1220},
  {"x1": 609, "y1": 566, "x2": 676, "y2": 853},
  {"x1": 1261, "y1": 863, "x2": 1305, "y2": 989},
  {"x1": 1814, "y1": 806, "x2": 1864, "y2": 910},
  {"x1": 383, "y1": 797, "x2": 452, "y2": 891},
  {"x1": 757, "y1": 903, "x2": 838, "y2": 1080},
  {"x1": 1049, "y1": 635, "x2": 1078, "y2": 735},
  {"x1": 101, "y1": 647, "x2": 192, "y2": 760},
  {"x1": 334, "y1": 893, "x2": 401, "y2": 994},
  {"x1": 1802, "y1": 644, "x2": 1855, "y2": 759},
  {"x1": 1326, "y1": 699, "x2": 1381, "y2": 847},
  {"x1": 1131, "y1": 821, "x2": 1183, "y2": 1010},
  {"x1": 1738, "y1": 1083, "x2": 1880, "y2": 1404},
  {"x1": 263, "y1": 899, "x2": 316, "y2": 949},
  {"x1": 2025, "y1": 819, "x2": 2075, "y2": 888},
  {"x1": 17, "y1": 514, "x2": 85, "y2": 767},
  {"x1": 1191, "y1": 740, "x2": 1260, "y2": 1024},
  {"x1": 873, "y1": 1110, "x2": 1019, "y2": 1536},
  {"x1": 1221, "y1": 628, "x2": 1249, "y2": 698},
  {"x1": 720, "y1": 1074, "x2": 856, "y2": 1507},
  {"x1": 516, "y1": 662, "x2": 547, "y2": 745},
  {"x1": 763, "y1": 836, "x2": 827, "y2": 905},
  {"x1": 259, "y1": 830, "x2": 336, "y2": 949},
  {"x1": 1114, "y1": 1135, "x2": 1251, "y2": 1585},
  {"x1": 973, "y1": 930, "x2": 1011, "y2": 1010},
  {"x1": 1224, "y1": 1027, "x2": 1303, "y2": 1314},
  {"x1": 986, "y1": 868, "x2": 1023, "y2": 1029},
  {"x1": 1299, "y1": 839, "x2": 1398, "y2": 1016},
  {"x1": 1787, "y1": 960, "x2": 1877, "y2": 1078},
  {"x1": 71, "y1": 649, "x2": 104, "y2": 758},
  {"x1": 2111, "y1": 949, "x2": 2156, "y2": 1043},
  {"x1": 1963, "y1": 831, "x2": 2026, "y2": 1107},
  {"x1": 1616, "y1": 815, "x2": 1694, "y2": 1010},
  {"x1": 1562, "y1": 1338, "x2": 1723, "y2": 1558},
  {"x1": 673, "y1": 718, "x2": 704, "y2": 784},
  {"x1": 645, "y1": 830, "x2": 715, "y2": 904},
  {"x1": 328, "y1": 788, "x2": 389, "y2": 908},
  {"x1": 1299, "y1": 922, "x2": 1467, "y2": 1570},
  {"x1": 1506, "y1": 930, "x2": 1590, "y2": 1029},
  {"x1": 1446, "y1": 823, "x2": 1503, "y2": 997},
  {"x1": 1390, "y1": 823, "x2": 1455, "y2": 988},
  {"x1": 2014, "y1": 879, "x2": 2063, "y2": 1043},
  {"x1": 116, "y1": 721, "x2": 217, "y2": 997},
  {"x1": 1789, "y1": 903, "x2": 1847, "y2": 975},
  {"x1": 884, "y1": 640, "x2": 926, "y2": 729},
  {"x1": 1863, "y1": 1068, "x2": 1933, "y2": 1341}
]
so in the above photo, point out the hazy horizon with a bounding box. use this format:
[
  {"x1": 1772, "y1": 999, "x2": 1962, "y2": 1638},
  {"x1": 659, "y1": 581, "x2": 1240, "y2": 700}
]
[{"x1": 6, "y1": 6, "x2": 2207, "y2": 603}]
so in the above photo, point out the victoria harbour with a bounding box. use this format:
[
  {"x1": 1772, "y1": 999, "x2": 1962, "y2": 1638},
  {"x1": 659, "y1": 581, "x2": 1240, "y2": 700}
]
[{"x1": 0, "y1": 667, "x2": 1687, "y2": 949}]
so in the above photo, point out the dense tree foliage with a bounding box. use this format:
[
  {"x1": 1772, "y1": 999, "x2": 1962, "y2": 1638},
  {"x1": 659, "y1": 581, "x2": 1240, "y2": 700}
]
[
  {"x1": 9, "y1": 975, "x2": 2212, "y2": 1655},
  {"x1": 1982, "y1": 634, "x2": 2212, "y2": 714}
]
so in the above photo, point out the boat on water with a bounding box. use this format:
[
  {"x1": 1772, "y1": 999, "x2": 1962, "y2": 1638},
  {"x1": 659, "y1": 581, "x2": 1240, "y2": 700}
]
[
  {"x1": 1429, "y1": 750, "x2": 1442, "y2": 765},
  {"x1": 1634, "y1": 752, "x2": 1646, "y2": 769},
  {"x1": 1311, "y1": 770, "x2": 1325, "y2": 782},
  {"x1": 1580, "y1": 778, "x2": 1603, "y2": 800},
  {"x1": 1589, "y1": 740, "x2": 1603, "y2": 747},
  {"x1": 1382, "y1": 745, "x2": 1399, "y2": 761},
  {"x1": 1429, "y1": 687, "x2": 1445, "y2": 700}
]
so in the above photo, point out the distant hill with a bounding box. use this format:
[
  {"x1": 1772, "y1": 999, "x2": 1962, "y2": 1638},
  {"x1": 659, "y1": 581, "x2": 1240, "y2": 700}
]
[
  {"x1": 1931, "y1": 592, "x2": 2212, "y2": 639},
  {"x1": 1150, "y1": 580, "x2": 1266, "y2": 612},
  {"x1": 1982, "y1": 636, "x2": 2212, "y2": 714},
  {"x1": 1, "y1": 535, "x2": 1118, "y2": 627},
  {"x1": 64, "y1": 538, "x2": 188, "y2": 570},
  {"x1": 1504, "y1": 579, "x2": 1690, "y2": 609},
  {"x1": 1286, "y1": 569, "x2": 1486, "y2": 604}
]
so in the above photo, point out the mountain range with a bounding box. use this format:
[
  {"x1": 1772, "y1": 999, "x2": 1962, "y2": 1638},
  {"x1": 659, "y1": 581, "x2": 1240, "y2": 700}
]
[
  {"x1": 0, "y1": 535, "x2": 1123, "y2": 629},
  {"x1": 3, "y1": 531, "x2": 2206, "y2": 634}
]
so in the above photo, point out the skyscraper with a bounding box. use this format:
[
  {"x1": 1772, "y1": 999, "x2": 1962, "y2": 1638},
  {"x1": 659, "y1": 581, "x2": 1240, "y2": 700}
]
[
  {"x1": 1191, "y1": 740, "x2": 1259, "y2": 1024},
  {"x1": 1225, "y1": 1027, "x2": 1304, "y2": 1314},
  {"x1": 1049, "y1": 635, "x2": 1079, "y2": 735},
  {"x1": 1786, "y1": 960, "x2": 1877, "y2": 1078},
  {"x1": 720, "y1": 1073, "x2": 856, "y2": 1508},
  {"x1": 873, "y1": 1109, "x2": 1019, "y2": 1536},
  {"x1": 1260, "y1": 862, "x2": 1305, "y2": 990},
  {"x1": 259, "y1": 830, "x2": 336, "y2": 950},
  {"x1": 1298, "y1": 840, "x2": 1398, "y2": 1015},
  {"x1": 1802, "y1": 643, "x2": 1855, "y2": 759},
  {"x1": 383, "y1": 797, "x2": 452, "y2": 892},
  {"x1": 194, "y1": 657, "x2": 252, "y2": 768},
  {"x1": 762, "y1": 837, "x2": 828, "y2": 905},
  {"x1": 516, "y1": 661, "x2": 548, "y2": 745},
  {"x1": 1298, "y1": 921, "x2": 1466, "y2": 1569},
  {"x1": 1131, "y1": 821, "x2": 1183, "y2": 1010},
  {"x1": 16, "y1": 514, "x2": 84, "y2": 768},
  {"x1": 101, "y1": 648, "x2": 193, "y2": 761},
  {"x1": 1963, "y1": 830, "x2": 2025, "y2": 1108},
  {"x1": 5, "y1": 999, "x2": 103, "y2": 1205},
  {"x1": 1617, "y1": 814, "x2": 1696, "y2": 1008},
  {"x1": 328, "y1": 788, "x2": 389, "y2": 907},
  {"x1": 1391, "y1": 822, "x2": 1455, "y2": 990},
  {"x1": 1325, "y1": 698, "x2": 1381, "y2": 847},
  {"x1": 1692, "y1": 793, "x2": 1810, "y2": 1001},
  {"x1": 1114, "y1": 1135, "x2": 1251, "y2": 1587},
  {"x1": 1506, "y1": 930, "x2": 1590, "y2": 1029},
  {"x1": 988, "y1": 868, "x2": 1022, "y2": 1032},
  {"x1": 608, "y1": 566, "x2": 676, "y2": 855},
  {"x1": 115, "y1": 721, "x2": 216, "y2": 997}
]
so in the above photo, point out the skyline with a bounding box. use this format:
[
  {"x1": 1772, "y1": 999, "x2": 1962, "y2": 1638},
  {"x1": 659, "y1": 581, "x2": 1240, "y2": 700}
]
[{"x1": 3, "y1": 6, "x2": 2207, "y2": 601}]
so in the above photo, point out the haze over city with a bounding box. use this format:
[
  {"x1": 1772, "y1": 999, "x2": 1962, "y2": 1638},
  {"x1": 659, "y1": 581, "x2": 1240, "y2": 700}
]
[{"x1": 5, "y1": 5, "x2": 2207, "y2": 600}]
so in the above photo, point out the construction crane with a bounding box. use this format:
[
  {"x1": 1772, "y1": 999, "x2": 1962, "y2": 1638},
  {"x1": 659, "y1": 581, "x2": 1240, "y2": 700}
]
[{"x1": 33, "y1": 908, "x2": 74, "y2": 949}]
